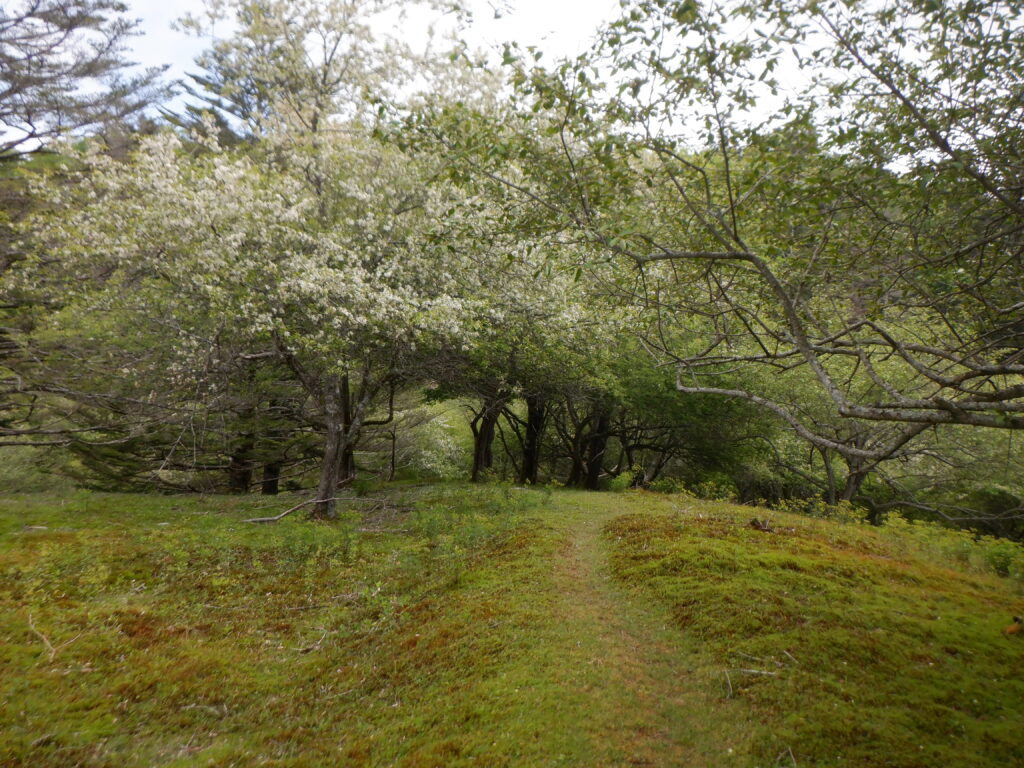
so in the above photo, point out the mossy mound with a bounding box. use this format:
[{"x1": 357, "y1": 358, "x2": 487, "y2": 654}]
[{"x1": 605, "y1": 504, "x2": 1024, "y2": 767}]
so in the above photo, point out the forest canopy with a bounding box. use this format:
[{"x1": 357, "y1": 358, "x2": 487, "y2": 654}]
[{"x1": 1, "y1": 0, "x2": 1022, "y2": 535}]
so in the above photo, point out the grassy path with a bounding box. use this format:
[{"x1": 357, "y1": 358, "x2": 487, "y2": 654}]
[
  {"x1": 3, "y1": 489, "x2": 747, "y2": 768},
  {"x1": 543, "y1": 495, "x2": 748, "y2": 767}
]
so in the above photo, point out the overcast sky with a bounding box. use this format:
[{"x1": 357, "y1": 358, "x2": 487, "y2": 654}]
[{"x1": 128, "y1": 0, "x2": 621, "y2": 89}]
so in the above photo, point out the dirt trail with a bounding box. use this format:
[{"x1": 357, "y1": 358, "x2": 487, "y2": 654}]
[{"x1": 548, "y1": 498, "x2": 740, "y2": 767}]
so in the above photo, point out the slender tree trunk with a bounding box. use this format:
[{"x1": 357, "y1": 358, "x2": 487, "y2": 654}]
[
  {"x1": 470, "y1": 395, "x2": 504, "y2": 482},
  {"x1": 519, "y1": 393, "x2": 547, "y2": 485},
  {"x1": 584, "y1": 408, "x2": 612, "y2": 491},
  {"x1": 468, "y1": 393, "x2": 505, "y2": 483},
  {"x1": 340, "y1": 375, "x2": 358, "y2": 483},
  {"x1": 820, "y1": 447, "x2": 838, "y2": 505},
  {"x1": 313, "y1": 378, "x2": 346, "y2": 520},
  {"x1": 388, "y1": 428, "x2": 397, "y2": 482},
  {"x1": 341, "y1": 444, "x2": 356, "y2": 482}
]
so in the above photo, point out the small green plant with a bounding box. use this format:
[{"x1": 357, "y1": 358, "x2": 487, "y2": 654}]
[
  {"x1": 690, "y1": 475, "x2": 738, "y2": 502},
  {"x1": 648, "y1": 477, "x2": 694, "y2": 496},
  {"x1": 351, "y1": 475, "x2": 382, "y2": 497},
  {"x1": 884, "y1": 515, "x2": 1024, "y2": 581},
  {"x1": 605, "y1": 473, "x2": 634, "y2": 492}
]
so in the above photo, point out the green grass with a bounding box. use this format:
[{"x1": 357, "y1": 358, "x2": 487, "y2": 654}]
[
  {"x1": 0, "y1": 487, "x2": 558, "y2": 766},
  {"x1": 604, "y1": 500, "x2": 1024, "y2": 767},
  {"x1": 1, "y1": 486, "x2": 1022, "y2": 767}
]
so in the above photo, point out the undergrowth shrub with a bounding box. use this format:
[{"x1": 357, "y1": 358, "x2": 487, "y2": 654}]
[
  {"x1": 770, "y1": 498, "x2": 863, "y2": 523},
  {"x1": 884, "y1": 515, "x2": 1024, "y2": 582},
  {"x1": 646, "y1": 477, "x2": 694, "y2": 496},
  {"x1": 689, "y1": 475, "x2": 739, "y2": 502},
  {"x1": 604, "y1": 473, "x2": 634, "y2": 492},
  {"x1": 0, "y1": 447, "x2": 74, "y2": 494}
]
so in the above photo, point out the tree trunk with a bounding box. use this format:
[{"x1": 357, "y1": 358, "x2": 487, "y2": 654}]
[
  {"x1": 820, "y1": 447, "x2": 838, "y2": 505},
  {"x1": 341, "y1": 444, "x2": 356, "y2": 483},
  {"x1": 518, "y1": 393, "x2": 547, "y2": 485},
  {"x1": 387, "y1": 428, "x2": 397, "y2": 482},
  {"x1": 261, "y1": 461, "x2": 282, "y2": 496},
  {"x1": 312, "y1": 378, "x2": 346, "y2": 520},
  {"x1": 584, "y1": 408, "x2": 612, "y2": 491},
  {"x1": 227, "y1": 434, "x2": 255, "y2": 493},
  {"x1": 470, "y1": 396, "x2": 503, "y2": 482},
  {"x1": 340, "y1": 374, "x2": 358, "y2": 484},
  {"x1": 566, "y1": 448, "x2": 585, "y2": 487},
  {"x1": 839, "y1": 466, "x2": 867, "y2": 502}
]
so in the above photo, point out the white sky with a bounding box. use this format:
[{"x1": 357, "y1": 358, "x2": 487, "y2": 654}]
[{"x1": 127, "y1": 0, "x2": 621, "y2": 89}]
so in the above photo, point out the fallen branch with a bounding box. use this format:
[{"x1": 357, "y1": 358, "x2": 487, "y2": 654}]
[
  {"x1": 736, "y1": 651, "x2": 783, "y2": 668},
  {"x1": 244, "y1": 496, "x2": 348, "y2": 524},
  {"x1": 27, "y1": 612, "x2": 81, "y2": 662},
  {"x1": 292, "y1": 630, "x2": 328, "y2": 654}
]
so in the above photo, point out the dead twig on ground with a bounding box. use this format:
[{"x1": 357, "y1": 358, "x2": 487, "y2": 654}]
[
  {"x1": 27, "y1": 612, "x2": 81, "y2": 662},
  {"x1": 292, "y1": 631, "x2": 328, "y2": 654},
  {"x1": 737, "y1": 651, "x2": 784, "y2": 668}
]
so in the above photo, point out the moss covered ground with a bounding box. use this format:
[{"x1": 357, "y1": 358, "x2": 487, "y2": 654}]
[{"x1": 1, "y1": 487, "x2": 1022, "y2": 766}]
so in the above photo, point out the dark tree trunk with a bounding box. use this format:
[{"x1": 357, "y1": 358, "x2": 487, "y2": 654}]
[
  {"x1": 341, "y1": 444, "x2": 356, "y2": 483},
  {"x1": 518, "y1": 393, "x2": 547, "y2": 485},
  {"x1": 387, "y1": 428, "x2": 397, "y2": 482},
  {"x1": 468, "y1": 393, "x2": 505, "y2": 483},
  {"x1": 340, "y1": 374, "x2": 358, "y2": 484},
  {"x1": 584, "y1": 408, "x2": 612, "y2": 491},
  {"x1": 261, "y1": 461, "x2": 282, "y2": 496},
  {"x1": 566, "y1": 448, "x2": 585, "y2": 487},
  {"x1": 820, "y1": 447, "x2": 838, "y2": 505},
  {"x1": 314, "y1": 419, "x2": 344, "y2": 520},
  {"x1": 227, "y1": 435, "x2": 255, "y2": 493},
  {"x1": 470, "y1": 395, "x2": 504, "y2": 482},
  {"x1": 840, "y1": 472, "x2": 865, "y2": 501},
  {"x1": 840, "y1": 468, "x2": 871, "y2": 524},
  {"x1": 564, "y1": 421, "x2": 588, "y2": 487}
]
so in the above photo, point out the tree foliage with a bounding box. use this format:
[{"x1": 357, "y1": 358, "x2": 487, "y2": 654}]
[{"x1": 0, "y1": 0, "x2": 168, "y2": 158}]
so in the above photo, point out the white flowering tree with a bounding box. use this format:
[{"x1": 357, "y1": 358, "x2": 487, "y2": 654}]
[
  {"x1": 26, "y1": 125, "x2": 473, "y2": 517},
  {"x1": 11, "y1": 0, "x2": 480, "y2": 513}
]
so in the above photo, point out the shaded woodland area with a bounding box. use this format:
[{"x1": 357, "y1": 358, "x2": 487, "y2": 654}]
[{"x1": 2, "y1": 0, "x2": 1022, "y2": 536}]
